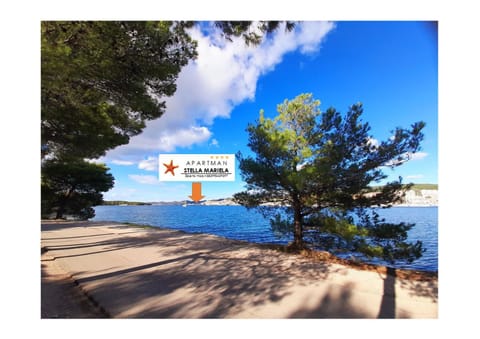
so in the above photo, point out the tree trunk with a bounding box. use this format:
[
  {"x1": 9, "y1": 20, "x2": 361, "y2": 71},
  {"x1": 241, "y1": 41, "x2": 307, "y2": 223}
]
[
  {"x1": 55, "y1": 188, "x2": 73, "y2": 219},
  {"x1": 55, "y1": 199, "x2": 66, "y2": 219},
  {"x1": 292, "y1": 198, "x2": 304, "y2": 250}
]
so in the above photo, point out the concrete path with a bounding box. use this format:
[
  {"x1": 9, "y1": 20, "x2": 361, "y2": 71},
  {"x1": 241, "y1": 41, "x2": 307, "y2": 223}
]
[
  {"x1": 41, "y1": 220, "x2": 437, "y2": 318},
  {"x1": 41, "y1": 249, "x2": 107, "y2": 318}
]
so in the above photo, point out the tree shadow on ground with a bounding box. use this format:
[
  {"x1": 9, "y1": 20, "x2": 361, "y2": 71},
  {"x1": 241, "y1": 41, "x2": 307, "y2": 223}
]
[
  {"x1": 376, "y1": 266, "x2": 437, "y2": 318},
  {"x1": 41, "y1": 261, "x2": 108, "y2": 318},
  {"x1": 397, "y1": 273, "x2": 438, "y2": 303},
  {"x1": 75, "y1": 243, "x2": 339, "y2": 318},
  {"x1": 288, "y1": 283, "x2": 370, "y2": 318},
  {"x1": 42, "y1": 221, "x2": 211, "y2": 259},
  {"x1": 378, "y1": 266, "x2": 396, "y2": 318},
  {"x1": 41, "y1": 221, "x2": 437, "y2": 318}
]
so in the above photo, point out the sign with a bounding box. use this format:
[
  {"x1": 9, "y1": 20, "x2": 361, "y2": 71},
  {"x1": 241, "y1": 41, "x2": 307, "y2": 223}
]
[{"x1": 159, "y1": 154, "x2": 235, "y2": 182}]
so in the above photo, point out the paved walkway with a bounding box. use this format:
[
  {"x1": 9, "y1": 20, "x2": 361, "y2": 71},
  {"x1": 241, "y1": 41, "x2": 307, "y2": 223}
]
[
  {"x1": 41, "y1": 220, "x2": 437, "y2": 318},
  {"x1": 41, "y1": 250, "x2": 107, "y2": 318}
]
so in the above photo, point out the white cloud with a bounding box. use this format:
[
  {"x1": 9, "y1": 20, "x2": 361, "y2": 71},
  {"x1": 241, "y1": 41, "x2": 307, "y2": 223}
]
[
  {"x1": 102, "y1": 21, "x2": 335, "y2": 161},
  {"x1": 155, "y1": 126, "x2": 212, "y2": 152},
  {"x1": 383, "y1": 151, "x2": 429, "y2": 167},
  {"x1": 103, "y1": 188, "x2": 138, "y2": 201},
  {"x1": 84, "y1": 158, "x2": 104, "y2": 164},
  {"x1": 138, "y1": 156, "x2": 158, "y2": 171},
  {"x1": 111, "y1": 160, "x2": 135, "y2": 166},
  {"x1": 408, "y1": 151, "x2": 428, "y2": 160},
  {"x1": 209, "y1": 138, "x2": 219, "y2": 148},
  {"x1": 296, "y1": 21, "x2": 335, "y2": 54},
  {"x1": 128, "y1": 174, "x2": 160, "y2": 185},
  {"x1": 366, "y1": 137, "x2": 379, "y2": 148}
]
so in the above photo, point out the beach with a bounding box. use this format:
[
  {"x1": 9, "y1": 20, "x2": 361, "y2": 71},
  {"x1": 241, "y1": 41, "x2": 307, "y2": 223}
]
[{"x1": 41, "y1": 220, "x2": 437, "y2": 318}]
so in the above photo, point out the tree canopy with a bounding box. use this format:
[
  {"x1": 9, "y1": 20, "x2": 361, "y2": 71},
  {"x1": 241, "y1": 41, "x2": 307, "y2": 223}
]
[
  {"x1": 234, "y1": 93, "x2": 426, "y2": 264},
  {"x1": 41, "y1": 21, "x2": 198, "y2": 159},
  {"x1": 41, "y1": 20, "x2": 294, "y2": 219},
  {"x1": 214, "y1": 21, "x2": 295, "y2": 45},
  {"x1": 41, "y1": 159, "x2": 114, "y2": 219},
  {"x1": 41, "y1": 21, "x2": 294, "y2": 160}
]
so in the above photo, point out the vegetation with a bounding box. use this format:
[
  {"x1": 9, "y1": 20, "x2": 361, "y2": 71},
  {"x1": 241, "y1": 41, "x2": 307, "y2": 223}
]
[
  {"x1": 41, "y1": 21, "x2": 291, "y2": 219},
  {"x1": 41, "y1": 159, "x2": 114, "y2": 219},
  {"x1": 41, "y1": 21, "x2": 197, "y2": 219},
  {"x1": 41, "y1": 21, "x2": 293, "y2": 160},
  {"x1": 214, "y1": 21, "x2": 294, "y2": 45},
  {"x1": 41, "y1": 21, "x2": 198, "y2": 160},
  {"x1": 234, "y1": 93, "x2": 426, "y2": 264}
]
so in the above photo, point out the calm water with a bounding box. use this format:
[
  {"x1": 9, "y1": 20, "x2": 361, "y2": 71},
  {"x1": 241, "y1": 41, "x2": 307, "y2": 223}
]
[{"x1": 92, "y1": 205, "x2": 438, "y2": 272}]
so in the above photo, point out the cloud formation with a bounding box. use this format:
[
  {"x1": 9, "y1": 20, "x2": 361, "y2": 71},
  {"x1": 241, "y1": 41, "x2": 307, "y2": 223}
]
[
  {"x1": 408, "y1": 151, "x2": 428, "y2": 160},
  {"x1": 111, "y1": 160, "x2": 135, "y2": 166},
  {"x1": 383, "y1": 151, "x2": 429, "y2": 167},
  {"x1": 101, "y1": 21, "x2": 335, "y2": 164},
  {"x1": 138, "y1": 156, "x2": 158, "y2": 172},
  {"x1": 209, "y1": 138, "x2": 219, "y2": 148},
  {"x1": 128, "y1": 174, "x2": 161, "y2": 185}
]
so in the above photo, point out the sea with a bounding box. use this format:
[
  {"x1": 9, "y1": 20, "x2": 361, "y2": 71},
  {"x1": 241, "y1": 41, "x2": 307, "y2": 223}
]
[{"x1": 92, "y1": 205, "x2": 438, "y2": 272}]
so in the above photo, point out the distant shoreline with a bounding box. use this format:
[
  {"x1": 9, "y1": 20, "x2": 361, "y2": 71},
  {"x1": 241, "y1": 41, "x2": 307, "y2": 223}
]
[
  {"x1": 102, "y1": 186, "x2": 438, "y2": 207},
  {"x1": 101, "y1": 200, "x2": 438, "y2": 208}
]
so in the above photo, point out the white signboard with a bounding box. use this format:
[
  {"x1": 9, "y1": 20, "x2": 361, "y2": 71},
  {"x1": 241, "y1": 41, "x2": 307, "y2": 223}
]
[{"x1": 159, "y1": 154, "x2": 235, "y2": 182}]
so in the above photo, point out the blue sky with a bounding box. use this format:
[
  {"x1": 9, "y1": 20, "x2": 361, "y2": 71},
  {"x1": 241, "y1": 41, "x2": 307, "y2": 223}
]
[{"x1": 98, "y1": 21, "x2": 438, "y2": 202}]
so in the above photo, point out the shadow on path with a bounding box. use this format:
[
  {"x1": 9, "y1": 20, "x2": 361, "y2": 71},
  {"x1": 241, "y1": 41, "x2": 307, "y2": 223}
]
[
  {"x1": 41, "y1": 261, "x2": 108, "y2": 318},
  {"x1": 378, "y1": 266, "x2": 396, "y2": 318},
  {"x1": 41, "y1": 221, "x2": 437, "y2": 318},
  {"x1": 288, "y1": 283, "x2": 370, "y2": 318}
]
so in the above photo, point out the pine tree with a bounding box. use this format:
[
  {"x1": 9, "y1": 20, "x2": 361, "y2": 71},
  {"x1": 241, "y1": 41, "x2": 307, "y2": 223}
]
[{"x1": 234, "y1": 93, "x2": 425, "y2": 263}]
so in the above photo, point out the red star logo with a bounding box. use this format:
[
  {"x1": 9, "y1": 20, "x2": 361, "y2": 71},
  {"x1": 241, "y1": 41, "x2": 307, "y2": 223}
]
[{"x1": 163, "y1": 160, "x2": 179, "y2": 176}]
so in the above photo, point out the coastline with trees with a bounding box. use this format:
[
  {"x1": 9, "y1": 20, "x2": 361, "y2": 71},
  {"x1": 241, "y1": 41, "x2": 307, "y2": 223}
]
[{"x1": 41, "y1": 21, "x2": 437, "y2": 319}]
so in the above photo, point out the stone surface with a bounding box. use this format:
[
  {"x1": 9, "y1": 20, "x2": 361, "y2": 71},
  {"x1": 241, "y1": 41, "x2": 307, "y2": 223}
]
[{"x1": 41, "y1": 220, "x2": 438, "y2": 319}]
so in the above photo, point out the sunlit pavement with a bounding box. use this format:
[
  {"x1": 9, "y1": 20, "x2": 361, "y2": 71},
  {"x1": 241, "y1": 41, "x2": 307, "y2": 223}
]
[{"x1": 41, "y1": 220, "x2": 437, "y2": 318}]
